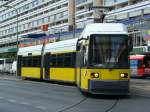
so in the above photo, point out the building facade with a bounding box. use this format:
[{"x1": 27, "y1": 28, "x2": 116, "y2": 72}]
[
  {"x1": 106, "y1": 0, "x2": 150, "y2": 53},
  {"x1": 0, "y1": 0, "x2": 149, "y2": 56},
  {"x1": 0, "y1": 0, "x2": 103, "y2": 56}
]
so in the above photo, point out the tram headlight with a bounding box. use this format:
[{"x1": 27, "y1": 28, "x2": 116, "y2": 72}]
[
  {"x1": 120, "y1": 73, "x2": 128, "y2": 78},
  {"x1": 91, "y1": 73, "x2": 100, "y2": 78}
]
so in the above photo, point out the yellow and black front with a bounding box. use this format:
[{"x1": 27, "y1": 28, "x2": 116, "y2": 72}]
[
  {"x1": 76, "y1": 34, "x2": 131, "y2": 95},
  {"x1": 76, "y1": 68, "x2": 130, "y2": 95}
]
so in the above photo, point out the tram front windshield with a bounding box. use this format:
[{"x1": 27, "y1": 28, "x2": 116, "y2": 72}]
[{"x1": 89, "y1": 34, "x2": 129, "y2": 68}]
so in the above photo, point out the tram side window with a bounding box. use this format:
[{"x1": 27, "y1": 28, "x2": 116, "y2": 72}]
[
  {"x1": 25, "y1": 57, "x2": 28, "y2": 67},
  {"x1": 64, "y1": 53, "x2": 72, "y2": 67},
  {"x1": 22, "y1": 57, "x2": 28, "y2": 67},
  {"x1": 32, "y1": 56, "x2": 40, "y2": 67},
  {"x1": 28, "y1": 57, "x2": 32, "y2": 67},
  {"x1": 51, "y1": 53, "x2": 76, "y2": 67},
  {"x1": 37, "y1": 56, "x2": 41, "y2": 67},
  {"x1": 71, "y1": 53, "x2": 76, "y2": 67},
  {"x1": 63, "y1": 53, "x2": 76, "y2": 67},
  {"x1": 22, "y1": 56, "x2": 41, "y2": 67},
  {"x1": 57, "y1": 54, "x2": 64, "y2": 67},
  {"x1": 51, "y1": 54, "x2": 57, "y2": 67},
  {"x1": 32, "y1": 57, "x2": 36, "y2": 67}
]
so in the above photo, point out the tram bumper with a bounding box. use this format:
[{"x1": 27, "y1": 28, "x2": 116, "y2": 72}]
[{"x1": 89, "y1": 80, "x2": 129, "y2": 95}]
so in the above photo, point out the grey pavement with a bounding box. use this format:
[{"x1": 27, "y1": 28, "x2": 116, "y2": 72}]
[{"x1": 0, "y1": 75, "x2": 150, "y2": 112}]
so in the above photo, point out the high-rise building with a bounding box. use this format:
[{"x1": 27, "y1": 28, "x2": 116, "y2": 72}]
[
  {"x1": 0, "y1": 0, "x2": 149, "y2": 56},
  {"x1": 0, "y1": 0, "x2": 69, "y2": 47},
  {"x1": 0, "y1": 0, "x2": 103, "y2": 56}
]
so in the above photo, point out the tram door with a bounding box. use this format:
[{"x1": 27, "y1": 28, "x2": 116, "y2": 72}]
[
  {"x1": 44, "y1": 53, "x2": 50, "y2": 80},
  {"x1": 76, "y1": 45, "x2": 85, "y2": 87},
  {"x1": 76, "y1": 51, "x2": 81, "y2": 86},
  {"x1": 17, "y1": 55, "x2": 22, "y2": 77}
]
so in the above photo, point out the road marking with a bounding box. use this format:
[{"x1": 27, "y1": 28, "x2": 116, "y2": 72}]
[
  {"x1": 20, "y1": 102, "x2": 30, "y2": 105},
  {"x1": 35, "y1": 106, "x2": 47, "y2": 110},
  {"x1": 7, "y1": 99, "x2": 16, "y2": 103}
]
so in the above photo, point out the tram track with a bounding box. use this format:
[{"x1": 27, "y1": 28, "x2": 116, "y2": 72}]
[
  {"x1": 56, "y1": 94, "x2": 120, "y2": 112},
  {"x1": 104, "y1": 98, "x2": 119, "y2": 112},
  {"x1": 102, "y1": 91, "x2": 150, "y2": 112},
  {"x1": 57, "y1": 79, "x2": 150, "y2": 112},
  {"x1": 56, "y1": 96, "x2": 87, "y2": 112}
]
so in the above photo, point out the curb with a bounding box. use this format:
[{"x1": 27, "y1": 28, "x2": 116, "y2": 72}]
[{"x1": 0, "y1": 77, "x2": 21, "y2": 81}]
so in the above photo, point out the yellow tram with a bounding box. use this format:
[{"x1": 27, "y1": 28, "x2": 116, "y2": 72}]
[{"x1": 17, "y1": 23, "x2": 132, "y2": 94}]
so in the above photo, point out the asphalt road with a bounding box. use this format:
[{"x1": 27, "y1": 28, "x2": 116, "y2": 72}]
[{"x1": 0, "y1": 77, "x2": 150, "y2": 112}]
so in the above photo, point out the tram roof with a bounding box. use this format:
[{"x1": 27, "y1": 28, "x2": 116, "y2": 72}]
[
  {"x1": 18, "y1": 44, "x2": 43, "y2": 56},
  {"x1": 80, "y1": 23, "x2": 128, "y2": 39},
  {"x1": 44, "y1": 38, "x2": 78, "y2": 54}
]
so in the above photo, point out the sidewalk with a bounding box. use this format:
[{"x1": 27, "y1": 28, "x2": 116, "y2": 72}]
[{"x1": 0, "y1": 73, "x2": 21, "y2": 81}]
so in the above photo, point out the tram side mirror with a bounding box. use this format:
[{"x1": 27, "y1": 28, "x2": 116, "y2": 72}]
[{"x1": 77, "y1": 36, "x2": 89, "y2": 51}]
